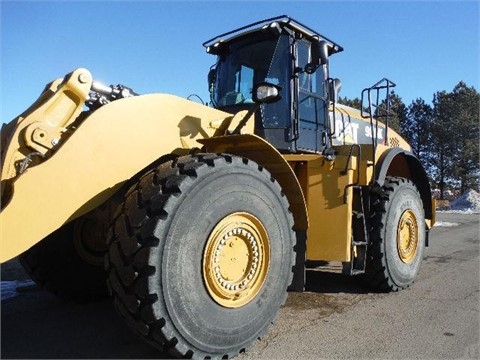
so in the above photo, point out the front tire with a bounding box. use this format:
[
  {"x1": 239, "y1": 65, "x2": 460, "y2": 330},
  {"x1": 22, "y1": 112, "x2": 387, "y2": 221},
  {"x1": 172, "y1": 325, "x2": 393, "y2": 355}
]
[
  {"x1": 106, "y1": 154, "x2": 295, "y2": 359},
  {"x1": 365, "y1": 177, "x2": 426, "y2": 291}
]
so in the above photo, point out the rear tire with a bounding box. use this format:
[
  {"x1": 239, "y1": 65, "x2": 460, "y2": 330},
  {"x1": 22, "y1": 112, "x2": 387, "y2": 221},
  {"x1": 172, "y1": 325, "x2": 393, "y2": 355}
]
[
  {"x1": 365, "y1": 177, "x2": 425, "y2": 291},
  {"x1": 106, "y1": 153, "x2": 295, "y2": 359}
]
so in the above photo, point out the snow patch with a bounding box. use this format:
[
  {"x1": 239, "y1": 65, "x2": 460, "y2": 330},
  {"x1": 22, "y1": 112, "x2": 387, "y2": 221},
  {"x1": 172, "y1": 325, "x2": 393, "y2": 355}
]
[
  {"x1": 441, "y1": 189, "x2": 480, "y2": 214},
  {"x1": 1, "y1": 280, "x2": 36, "y2": 301},
  {"x1": 434, "y1": 221, "x2": 460, "y2": 227}
]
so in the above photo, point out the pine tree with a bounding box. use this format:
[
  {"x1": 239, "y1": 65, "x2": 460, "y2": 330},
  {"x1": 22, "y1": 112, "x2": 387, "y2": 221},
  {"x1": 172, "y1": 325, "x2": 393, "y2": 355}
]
[
  {"x1": 449, "y1": 82, "x2": 480, "y2": 193},
  {"x1": 337, "y1": 96, "x2": 362, "y2": 110},
  {"x1": 431, "y1": 90, "x2": 456, "y2": 199},
  {"x1": 403, "y1": 98, "x2": 433, "y2": 163}
]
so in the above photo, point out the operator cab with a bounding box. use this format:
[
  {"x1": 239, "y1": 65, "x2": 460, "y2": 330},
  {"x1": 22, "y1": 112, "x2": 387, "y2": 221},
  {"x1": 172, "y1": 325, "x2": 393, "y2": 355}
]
[{"x1": 204, "y1": 15, "x2": 343, "y2": 154}]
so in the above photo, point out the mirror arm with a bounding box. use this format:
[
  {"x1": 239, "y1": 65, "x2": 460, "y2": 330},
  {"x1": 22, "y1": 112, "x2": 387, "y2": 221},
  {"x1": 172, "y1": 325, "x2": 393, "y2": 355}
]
[{"x1": 232, "y1": 103, "x2": 260, "y2": 134}]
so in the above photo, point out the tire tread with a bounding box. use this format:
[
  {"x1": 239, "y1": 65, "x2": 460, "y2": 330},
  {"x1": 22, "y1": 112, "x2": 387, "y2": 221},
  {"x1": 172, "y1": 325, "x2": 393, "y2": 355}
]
[
  {"x1": 107, "y1": 153, "x2": 295, "y2": 359},
  {"x1": 364, "y1": 176, "x2": 423, "y2": 292}
]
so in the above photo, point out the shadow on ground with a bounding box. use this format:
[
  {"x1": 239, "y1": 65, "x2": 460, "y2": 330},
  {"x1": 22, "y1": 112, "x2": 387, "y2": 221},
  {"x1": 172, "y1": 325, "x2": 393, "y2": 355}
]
[
  {"x1": 305, "y1": 268, "x2": 371, "y2": 294},
  {"x1": 1, "y1": 289, "x2": 167, "y2": 359},
  {"x1": 1, "y1": 259, "x2": 373, "y2": 359}
]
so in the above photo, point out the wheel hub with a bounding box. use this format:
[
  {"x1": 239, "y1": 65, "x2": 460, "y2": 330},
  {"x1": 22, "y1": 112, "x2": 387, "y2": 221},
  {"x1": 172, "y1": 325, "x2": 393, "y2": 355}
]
[
  {"x1": 73, "y1": 216, "x2": 109, "y2": 266},
  {"x1": 203, "y1": 212, "x2": 270, "y2": 308},
  {"x1": 397, "y1": 209, "x2": 419, "y2": 264}
]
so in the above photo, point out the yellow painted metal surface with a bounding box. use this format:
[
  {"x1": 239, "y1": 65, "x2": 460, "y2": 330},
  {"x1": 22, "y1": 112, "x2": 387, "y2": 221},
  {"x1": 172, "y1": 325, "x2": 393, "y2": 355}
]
[
  {"x1": 1, "y1": 69, "x2": 92, "y2": 201},
  {"x1": 0, "y1": 94, "x2": 232, "y2": 262},
  {"x1": 284, "y1": 153, "x2": 356, "y2": 262},
  {"x1": 199, "y1": 134, "x2": 308, "y2": 231},
  {"x1": 428, "y1": 199, "x2": 436, "y2": 229},
  {"x1": 334, "y1": 104, "x2": 411, "y2": 151}
]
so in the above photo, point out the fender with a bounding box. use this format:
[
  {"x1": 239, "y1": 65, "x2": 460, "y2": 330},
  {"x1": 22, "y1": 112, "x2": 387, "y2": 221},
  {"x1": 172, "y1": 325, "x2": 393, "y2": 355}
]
[
  {"x1": 375, "y1": 147, "x2": 434, "y2": 223},
  {"x1": 0, "y1": 94, "x2": 233, "y2": 262},
  {"x1": 199, "y1": 134, "x2": 309, "y2": 231}
]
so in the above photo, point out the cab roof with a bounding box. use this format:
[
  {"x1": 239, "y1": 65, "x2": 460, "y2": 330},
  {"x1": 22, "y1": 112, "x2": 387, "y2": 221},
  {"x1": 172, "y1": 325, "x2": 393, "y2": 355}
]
[{"x1": 203, "y1": 15, "x2": 344, "y2": 55}]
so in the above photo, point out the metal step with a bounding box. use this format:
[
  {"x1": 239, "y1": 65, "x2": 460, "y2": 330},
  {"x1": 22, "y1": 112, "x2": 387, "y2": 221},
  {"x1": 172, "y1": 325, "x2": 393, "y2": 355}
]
[{"x1": 348, "y1": 186, "x2": 369, "y2": 275}]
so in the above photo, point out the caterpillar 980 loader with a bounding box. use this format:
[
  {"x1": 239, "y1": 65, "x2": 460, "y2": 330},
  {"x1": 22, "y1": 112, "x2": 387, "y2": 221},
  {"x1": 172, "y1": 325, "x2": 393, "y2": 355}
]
[{"x1": 1, "y1": 15, "x2": 435, "y2": 359}]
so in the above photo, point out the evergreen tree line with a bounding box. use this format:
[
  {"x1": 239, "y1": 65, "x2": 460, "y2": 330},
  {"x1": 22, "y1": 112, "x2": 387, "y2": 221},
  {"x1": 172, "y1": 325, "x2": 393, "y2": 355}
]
[{"x1": 338, "y1": 81, "x2": 480, "y2": 199}]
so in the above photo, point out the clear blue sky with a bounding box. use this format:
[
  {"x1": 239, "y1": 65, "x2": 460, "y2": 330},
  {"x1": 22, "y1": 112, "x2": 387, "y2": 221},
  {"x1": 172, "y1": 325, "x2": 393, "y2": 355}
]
[{"x1": 1, "y1": 0, "x2": 478, "y2": 123}]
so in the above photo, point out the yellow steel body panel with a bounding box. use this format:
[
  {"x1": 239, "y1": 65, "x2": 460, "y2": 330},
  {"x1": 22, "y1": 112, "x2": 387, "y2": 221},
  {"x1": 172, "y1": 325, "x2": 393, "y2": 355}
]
[
  {"x1": 0, "y1": 94, "x2": 233, "y2": 262},
  {"x1": 334, "y1": 104, "x2": 412, "y2": 151},
  {"x1": 428, "y1": 198, "x2": 436, "y2": 228},
  {"x1": 284, "y1": 153, "x2": 356, "y2": 262},
  {"x1": 199, "y1": 134, "x2": 308, "y2": 231},
  {"x1": 1, "y1": 69, "x2": 93, "y2": 200}
]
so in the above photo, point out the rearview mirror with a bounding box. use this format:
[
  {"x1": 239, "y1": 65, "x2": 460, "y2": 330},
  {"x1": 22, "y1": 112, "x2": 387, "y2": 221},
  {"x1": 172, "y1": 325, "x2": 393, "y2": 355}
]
[
  {"x1": 305, "y1": 40, "x2": 329, "y2": 74},
  {"x1": 318, "y1": 40, "x2": 329, "y2": 65},
  {"x1": 329, "y1": 78, "x2": 342, "y2": 103},
  {"x1": 233, "y1": 83, "x2": 282, "y2": 134},
  {"x1": 253, "y1": 83, "x2": 282, "y2": 104}
]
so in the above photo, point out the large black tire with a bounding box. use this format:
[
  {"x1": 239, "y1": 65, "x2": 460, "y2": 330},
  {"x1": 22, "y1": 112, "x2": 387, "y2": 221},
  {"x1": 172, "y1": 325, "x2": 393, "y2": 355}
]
[
  {"x1": 365, "y1": 177, "x2": 426, "y2": 291},
  {"x1": 106, "y1": 153, "x2": 296, "y2": 359},
  {"x1": 19, "y1": 211, "x2": 110, "y2": 301}
]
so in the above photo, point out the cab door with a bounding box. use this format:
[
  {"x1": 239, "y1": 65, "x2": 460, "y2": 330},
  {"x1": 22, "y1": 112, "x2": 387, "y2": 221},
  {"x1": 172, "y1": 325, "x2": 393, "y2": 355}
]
[{"x1": 295, "y1": 39, "x2": 328, "y2": 153}]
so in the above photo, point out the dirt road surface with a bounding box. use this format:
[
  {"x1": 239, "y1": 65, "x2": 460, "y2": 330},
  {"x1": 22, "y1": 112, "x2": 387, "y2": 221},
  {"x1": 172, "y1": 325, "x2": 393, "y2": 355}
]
[{"x1": 1, "y1": 212, "x2": 478, "y2": 359}]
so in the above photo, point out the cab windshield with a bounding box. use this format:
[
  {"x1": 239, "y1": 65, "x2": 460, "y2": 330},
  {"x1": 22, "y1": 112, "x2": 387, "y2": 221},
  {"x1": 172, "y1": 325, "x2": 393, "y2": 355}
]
[{"x1": 212, "y1": 33, "x2": 291, "y2": 128}]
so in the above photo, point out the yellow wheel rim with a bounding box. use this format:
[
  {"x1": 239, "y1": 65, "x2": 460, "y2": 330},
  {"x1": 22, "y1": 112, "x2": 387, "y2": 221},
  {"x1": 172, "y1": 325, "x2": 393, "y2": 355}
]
[
  {"x1": 396, "y1": 209, "x2": 419, "y2": 264},
  {"x1": 203, "y1": 212, "x2": 270, "y2": 308}
]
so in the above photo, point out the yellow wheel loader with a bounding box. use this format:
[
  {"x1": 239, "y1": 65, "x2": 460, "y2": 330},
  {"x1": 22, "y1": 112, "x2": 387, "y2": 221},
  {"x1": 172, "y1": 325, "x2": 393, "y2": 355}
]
[{"x1": 1, "y1": 15, "x2": 435, "y2": 359}]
